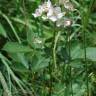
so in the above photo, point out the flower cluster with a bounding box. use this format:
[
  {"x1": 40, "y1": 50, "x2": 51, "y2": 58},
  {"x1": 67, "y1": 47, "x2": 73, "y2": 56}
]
[{"x1": 32, "y1": 0, "x2": 74, "y2": 27}]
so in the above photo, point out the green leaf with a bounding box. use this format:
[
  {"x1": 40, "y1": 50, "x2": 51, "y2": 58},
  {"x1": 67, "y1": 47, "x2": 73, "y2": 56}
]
[
  {"x1": 53, "y1": 83, "x2": 66, "y2": 96},
  {"x1": 71, "y1": 45, "x2": 96, "y2": 61},
  {"x1": 72, "y1": 83, "x2": 86, "y2": 96},
  {"x1": 11, "y1": 62, "x2": 29, "y2": 73},
  {"x1": 86, "y1": 47, "x2": 96, "y2": 61},
  {"x1": 71, "y1": 45, "x2": 83, "y2": 60},
  {"x1": 3, "y1": 42, "x2": 33, "y2": 53},
  {"x1": 32, "y1": 56, "x2": 50, "y2": 72},
  {"x1": 0, "y1": 23, "x2": 7, "y2": 37},
  {"x1": 6, "y1": 53, "x2": 29, "y2": 69}
]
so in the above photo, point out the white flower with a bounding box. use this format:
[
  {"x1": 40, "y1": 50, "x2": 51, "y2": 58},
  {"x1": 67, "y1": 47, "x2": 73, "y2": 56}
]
[
  {"x1": 54, "y1": 7, "x2": 64, "y2": 19},
  {"x1": 32, "y1": 0, "x2": 73, "y2": 25},
  {"x1": 56, "y1": 19, "x2": 72, "y2": 27},
  {"x1": 32, "y1": 7, "x2": 43, "y2": 17},
  {"x1": 42, "y1": 0, "x2": 52, "y2": 12},
  {"x1": 47, "y1": 7, "x2": 64, "y2": 22},
  {"x1": 32, "y1": 0, "x2": 52, "y2": 18},
  {"x1": 64, "y1": 19, "x2": 72, "y2": 27}
]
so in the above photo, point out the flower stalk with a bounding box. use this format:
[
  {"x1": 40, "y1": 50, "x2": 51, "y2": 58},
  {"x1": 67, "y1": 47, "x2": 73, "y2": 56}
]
[{"x1": 53, "y1": 30, "x2": 61, "y2": 69}]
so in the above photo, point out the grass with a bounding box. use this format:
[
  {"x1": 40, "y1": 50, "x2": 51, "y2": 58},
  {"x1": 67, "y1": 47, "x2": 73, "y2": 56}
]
[{"x1": 0, "y1": 0, "x2": 96, "y2": 96}]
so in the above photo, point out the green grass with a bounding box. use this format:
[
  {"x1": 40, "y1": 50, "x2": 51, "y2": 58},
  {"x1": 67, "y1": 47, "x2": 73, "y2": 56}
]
[{"x1": 0, "y1": 0, "x2": 96, "y2": 96}]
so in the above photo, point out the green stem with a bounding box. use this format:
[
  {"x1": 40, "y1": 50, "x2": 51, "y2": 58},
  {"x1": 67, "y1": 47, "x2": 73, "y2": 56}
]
[
  {"x1": 48, "y1": 61, "x2": 52, "y2": 96},
  {"x1": 53, "y1": 31, "x2": 61, "y2": 69},
  {"x1": 83, "y1": 27, "x2": 89, "y2": 96},
  {"x1": 81, "y1": 0, "x2": 94, "y2": 95},
  {"x1": 67, "y1": 29, "x2": 73, "y2": 96},
  {"x1": 53, "y1": 27, "x2": 56, "y2": 69}
]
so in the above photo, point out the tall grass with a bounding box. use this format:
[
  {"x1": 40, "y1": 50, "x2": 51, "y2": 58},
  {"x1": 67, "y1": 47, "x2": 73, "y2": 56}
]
[{"x1": 0, "y1": 0, "x2": 96, "y2": 96}]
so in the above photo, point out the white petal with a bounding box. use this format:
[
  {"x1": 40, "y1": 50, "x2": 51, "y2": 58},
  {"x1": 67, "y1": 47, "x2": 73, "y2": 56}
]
[
  {"x1": 54, "y1": 7, "x2": 61, "y2": 14},
  {"x1": 57, "y1": 13, "x2": 63, "y2": 19},
  {"x1": 38, "y1": 5, "x2": 43, "y2": 11},
  {"x1": 49, "y1": 16, "x2": 57, "y2": 22},
  {"x1": 34, "y1": 9, "x2": 42, "y2": 17},
  {"x1": 47, "y1": 7, "x2": 54, "y2": 17},
  {"x1": 47, "y1": 0, "x2": 52, "y2": 8},
  {"x1": 64, "y1": 19, "x2": 72, "y2": 27},
  {"x1": 42, "y1": 0, "x2": 52, "y2": 12}
]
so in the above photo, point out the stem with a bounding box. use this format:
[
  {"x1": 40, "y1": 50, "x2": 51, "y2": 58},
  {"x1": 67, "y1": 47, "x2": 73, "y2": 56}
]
[
  {"x1": 48, "y1": 61, "x2": 52, "y2": 96},
  {"x1": 67, "y1": 28, "x2": 73, "y2": 96},
  {"x1": 53, "y1": 46, "x2": 57, "y2": 69},
  {"x1": 81, "y1": 0, "x2": 94, "y2": 95},
  {"x1": 53, "y1": 27, "x2": 57, "y2": 69},
  {"x1": 83, "y1": 27, "x2": 89, "y2": 96},
  {"x1": 53, "y1": 31, "x2": 61, "y2": 69},
  {"x1": 48, "y1": 26, "x2": 61, "y2": 96}
]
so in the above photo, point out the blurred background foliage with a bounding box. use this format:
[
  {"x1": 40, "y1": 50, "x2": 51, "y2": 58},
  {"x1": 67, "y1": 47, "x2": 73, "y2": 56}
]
[{"x1": 0, "y1": 0, "x2": 96, "y2": 96}]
